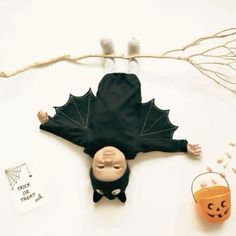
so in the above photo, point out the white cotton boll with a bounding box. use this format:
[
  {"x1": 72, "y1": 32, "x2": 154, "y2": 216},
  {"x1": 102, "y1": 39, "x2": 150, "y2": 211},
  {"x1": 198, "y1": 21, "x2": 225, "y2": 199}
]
[
  {"x1": 127, "y1": 38, "x2": 140, "y2": 56},
  {"x1": 100, "y1": 38, "x2": 115, "y2": 55}
]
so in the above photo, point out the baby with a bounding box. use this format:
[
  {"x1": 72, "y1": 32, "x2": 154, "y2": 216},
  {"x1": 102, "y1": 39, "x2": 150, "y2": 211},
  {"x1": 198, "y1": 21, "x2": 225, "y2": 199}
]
[{"x1": 38, "y1": 38, "x2": 201, "y2": 203}]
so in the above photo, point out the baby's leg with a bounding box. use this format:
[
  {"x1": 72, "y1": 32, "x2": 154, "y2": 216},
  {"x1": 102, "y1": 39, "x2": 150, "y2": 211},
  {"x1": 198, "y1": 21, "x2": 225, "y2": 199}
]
[
  {"x1": 128, "y1": 59, "x2": 139, "y2": 75},
  {"x1": 104, "y1": 58, "x2": 116, "y2": 74},
  {"x1": 100, "y1": 38, "x2": 116, "y2": 74},
  {"x1": 127, "y1": 38, "x2": 140, "y2": 75}
]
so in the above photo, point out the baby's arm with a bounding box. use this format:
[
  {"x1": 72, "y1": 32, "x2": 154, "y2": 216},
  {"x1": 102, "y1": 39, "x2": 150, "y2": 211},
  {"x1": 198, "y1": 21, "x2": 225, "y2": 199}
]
[
  {"x1": 37, "y1": 110, "x2": 87, "y2": 147},
  {"x1": 187, "y1": 144, "x2": 201, "y2": 156},
  {"x1": 37, "y1": 111, "x2": 49, "y2": 124},
  {"x1": 138, "y1": 136, "x2": 201, "y2": 157}
]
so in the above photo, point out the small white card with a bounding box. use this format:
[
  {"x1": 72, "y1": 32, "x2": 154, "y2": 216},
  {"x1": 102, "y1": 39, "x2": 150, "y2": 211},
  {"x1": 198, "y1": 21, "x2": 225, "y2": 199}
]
[{"x1": 4, "y1": 162, "x2": 46, "y2": 214}]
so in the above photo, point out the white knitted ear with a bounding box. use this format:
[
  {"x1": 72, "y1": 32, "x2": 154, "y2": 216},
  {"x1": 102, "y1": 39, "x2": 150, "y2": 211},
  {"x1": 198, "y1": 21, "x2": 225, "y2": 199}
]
[
  {"x1": 127, "y1": 38, "x2": 140, "y2": 56},
  {"x1": 100, "y1": 38, "x2": 115, "y2": 55}
]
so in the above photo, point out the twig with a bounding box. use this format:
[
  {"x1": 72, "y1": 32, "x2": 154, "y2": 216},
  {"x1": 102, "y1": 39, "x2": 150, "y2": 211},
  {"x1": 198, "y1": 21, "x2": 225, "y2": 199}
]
[
  {"x1": 162, "y1": 28, "x2": 236, "y2": 56},
  {"x1": 0, "y1": 54, "x2": 184, "y2": 78},
  {"x1": 1, "y1": 28, "x2": 236, "y2": 95}
]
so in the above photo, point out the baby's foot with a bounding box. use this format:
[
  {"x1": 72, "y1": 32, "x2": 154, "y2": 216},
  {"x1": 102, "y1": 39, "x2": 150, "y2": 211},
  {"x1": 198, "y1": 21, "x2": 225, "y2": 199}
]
[
  {"x1": 128, "y1": 38, "x2": 140, "y2": 56},
  {"x1": 100, "y1": 38, "x2": 115, "y2": 55},
  {"x1": 37, "y1": 111, "x2": 49, "y2": 124}
]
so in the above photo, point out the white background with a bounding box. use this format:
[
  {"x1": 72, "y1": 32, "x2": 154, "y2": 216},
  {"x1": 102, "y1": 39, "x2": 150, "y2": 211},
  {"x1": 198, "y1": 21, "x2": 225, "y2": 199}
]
[{"x1": 0, "y1": 0, "x2": 236, "y2": 235}]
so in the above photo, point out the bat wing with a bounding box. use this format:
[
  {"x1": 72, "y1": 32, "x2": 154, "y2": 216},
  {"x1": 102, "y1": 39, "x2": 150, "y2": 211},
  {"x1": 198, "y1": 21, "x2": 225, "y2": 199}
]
[
  {"x1": 40, "y1": 89, "x2": 96, "y2": 147},
  {"x1": 139, "y1": 99, "x2": 178, "y2": 139},
  {"x1": 53, "y1": 88, "x2": 96, "y2": 129}
]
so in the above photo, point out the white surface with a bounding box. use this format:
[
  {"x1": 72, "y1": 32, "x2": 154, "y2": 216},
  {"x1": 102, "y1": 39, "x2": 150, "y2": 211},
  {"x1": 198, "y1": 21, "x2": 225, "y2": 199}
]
[{"x1": 0, "y1": 0, "x2": 236, "y2": 235}]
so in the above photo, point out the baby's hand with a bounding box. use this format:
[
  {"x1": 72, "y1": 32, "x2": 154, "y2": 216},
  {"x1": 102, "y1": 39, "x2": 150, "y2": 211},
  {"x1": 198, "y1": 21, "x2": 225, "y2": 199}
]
[
  {"x1": 37, "y1": 111, "x2": 49, "y2": 124},
  {"x1": 187, "y1": 143, "x2": 201, "y2": 157}
]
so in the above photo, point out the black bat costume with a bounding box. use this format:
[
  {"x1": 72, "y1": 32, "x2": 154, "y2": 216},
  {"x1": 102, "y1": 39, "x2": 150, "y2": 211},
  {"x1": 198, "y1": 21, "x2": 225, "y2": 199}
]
[{"x1": 40, "y1": 72, "x2": 188, "y2": 202}]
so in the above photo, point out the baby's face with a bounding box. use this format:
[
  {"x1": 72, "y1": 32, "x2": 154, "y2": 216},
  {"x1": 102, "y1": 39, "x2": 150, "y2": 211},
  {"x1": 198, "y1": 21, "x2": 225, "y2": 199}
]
[{"x1": 92, "y1": 146, "x2": 127, "y2": 182}]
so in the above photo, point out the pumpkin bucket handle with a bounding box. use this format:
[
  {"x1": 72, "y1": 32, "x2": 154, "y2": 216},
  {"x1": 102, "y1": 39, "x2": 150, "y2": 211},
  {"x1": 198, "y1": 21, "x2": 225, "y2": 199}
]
[{"x1": 191, "y1": 172, "x2": 230, "y2": 203}]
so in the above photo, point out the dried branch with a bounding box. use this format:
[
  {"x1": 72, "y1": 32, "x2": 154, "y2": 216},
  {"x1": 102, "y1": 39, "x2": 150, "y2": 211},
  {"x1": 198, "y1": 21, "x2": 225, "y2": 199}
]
[
  {"x1": 0, "y1": 54, "x2": 184, "y2": 78},
  {"x1": 0, "y1": 28, "x2": 236, "y2": 95},
  {"x1": 162, "y1": 28, "x2": 236, "y2": 94},
  {"x1": 162, "y1": 28, "x2": 236, "y2": 56}
]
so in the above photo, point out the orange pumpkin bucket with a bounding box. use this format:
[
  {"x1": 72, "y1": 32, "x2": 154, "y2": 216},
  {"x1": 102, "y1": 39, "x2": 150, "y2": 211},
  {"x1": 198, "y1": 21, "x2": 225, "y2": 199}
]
[{"x1": 191, "y1": 172, "x2": 231, "y2": 223}]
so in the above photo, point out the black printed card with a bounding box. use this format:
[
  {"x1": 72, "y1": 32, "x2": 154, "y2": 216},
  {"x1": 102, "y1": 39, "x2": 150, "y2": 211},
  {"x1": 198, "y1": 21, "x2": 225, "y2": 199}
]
[{"x1": 4, "y1": 162, "x2": 46, "y2": 214}]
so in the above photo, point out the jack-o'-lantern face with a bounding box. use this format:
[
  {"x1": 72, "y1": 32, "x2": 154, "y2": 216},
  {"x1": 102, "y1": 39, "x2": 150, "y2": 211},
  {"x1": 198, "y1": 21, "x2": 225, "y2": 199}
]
[
  {"x1": 205, "y1": 199, "x2": 230, "y2": 220},
  {"x1": 194, "y1": 186, "x2": 231, "y2": 223}
]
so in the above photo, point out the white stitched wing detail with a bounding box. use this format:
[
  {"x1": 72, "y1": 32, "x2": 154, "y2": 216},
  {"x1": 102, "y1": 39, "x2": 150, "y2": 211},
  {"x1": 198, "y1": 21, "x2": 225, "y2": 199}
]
[
  {"x1": 53, "y1": 88, "x2": 96, "y2": 129},
  {"x1": 139, "y1": 99, "x2": 178, "y2": 138}
]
